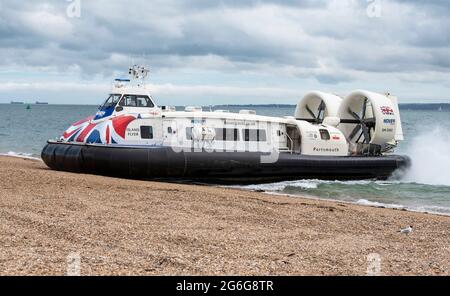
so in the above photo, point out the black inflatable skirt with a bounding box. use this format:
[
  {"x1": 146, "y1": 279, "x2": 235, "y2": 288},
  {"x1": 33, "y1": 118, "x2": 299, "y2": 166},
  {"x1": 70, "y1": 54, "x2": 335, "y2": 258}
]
[{"x1": 41, "y1": 141, "x2": 410, "y2": 184}]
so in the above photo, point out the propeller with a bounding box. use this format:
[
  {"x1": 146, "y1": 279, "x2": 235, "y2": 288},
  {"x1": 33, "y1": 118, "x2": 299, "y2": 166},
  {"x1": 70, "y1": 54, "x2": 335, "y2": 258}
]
[
  {"x1": 347, "y1": 98, "x2": 376, "y2": 144},
  {"x1": 305, "y1": 100, "x2": 326, "y2": 123}
]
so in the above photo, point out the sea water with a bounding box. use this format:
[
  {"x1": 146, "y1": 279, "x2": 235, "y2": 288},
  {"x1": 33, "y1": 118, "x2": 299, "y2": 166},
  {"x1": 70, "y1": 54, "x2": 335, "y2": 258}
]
[{"x1": 1, "y1": 103, "x2": 449, "y2": 215}]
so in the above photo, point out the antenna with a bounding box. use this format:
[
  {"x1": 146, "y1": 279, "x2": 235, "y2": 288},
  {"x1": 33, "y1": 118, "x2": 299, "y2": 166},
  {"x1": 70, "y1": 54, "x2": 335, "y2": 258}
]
[{"x1": 128, "y1": 65, "x2": 150, "y2": 86}]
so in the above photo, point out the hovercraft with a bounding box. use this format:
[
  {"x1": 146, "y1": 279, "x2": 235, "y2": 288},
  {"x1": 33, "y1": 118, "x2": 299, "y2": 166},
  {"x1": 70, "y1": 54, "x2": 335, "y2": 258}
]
[{"x1": 42, "y1": 65, "x2": 410, "y2": 184}]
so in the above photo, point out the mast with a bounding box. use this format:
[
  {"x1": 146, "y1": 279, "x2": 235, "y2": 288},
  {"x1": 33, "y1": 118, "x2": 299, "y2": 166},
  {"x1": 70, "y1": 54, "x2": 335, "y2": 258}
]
[{"x1": 128, "y1": 65, "x2": 150, "y2": 87}]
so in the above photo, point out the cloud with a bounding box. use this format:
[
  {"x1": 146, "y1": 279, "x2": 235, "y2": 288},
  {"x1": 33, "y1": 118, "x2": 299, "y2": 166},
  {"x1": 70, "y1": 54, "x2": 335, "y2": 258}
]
[
  {"x1": 0, "y1": 79, "x2": 301, "y2": 97},
  {"x1": 0, "y1": 81, "x2": 107, "y2": 92},
  {"x1": 0, "y1": 0, "x2": 449, "y2": 103},
  {"x1": 19, "y1": 4, "x2": 74, "y2": 39}
]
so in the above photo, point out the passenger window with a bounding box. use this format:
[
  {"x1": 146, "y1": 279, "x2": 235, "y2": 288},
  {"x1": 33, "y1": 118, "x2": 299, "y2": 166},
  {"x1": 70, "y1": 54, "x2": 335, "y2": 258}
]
[
  {"x1": 244, "y1": 129, "x2": 267, "y2": 142},
  {"x1": 319, "y1": 129, "x2": 330, "y2": 140},
  {"x1": 215, "y1": 128, "x2": 239, "y2": 141},
  {"x1": 140, "y1": 126, "x2": 153, "y2": 139}
]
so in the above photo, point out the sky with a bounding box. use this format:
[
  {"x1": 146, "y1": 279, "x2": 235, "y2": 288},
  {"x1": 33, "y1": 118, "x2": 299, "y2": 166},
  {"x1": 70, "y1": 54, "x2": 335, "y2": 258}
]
[{"x1": 0, "y1": 0, "x2": 450, "y2": 105}]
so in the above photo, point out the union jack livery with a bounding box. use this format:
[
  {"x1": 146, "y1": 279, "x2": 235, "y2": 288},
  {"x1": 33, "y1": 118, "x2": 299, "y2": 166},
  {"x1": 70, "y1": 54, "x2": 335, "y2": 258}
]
[{"x1": 62, "y1": 115, "x2": 144, "y2": 145}]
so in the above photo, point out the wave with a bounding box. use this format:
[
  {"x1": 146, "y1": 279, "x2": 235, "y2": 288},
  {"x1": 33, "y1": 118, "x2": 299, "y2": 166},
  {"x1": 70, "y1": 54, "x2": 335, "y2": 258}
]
[
  {"x1": 0, "y1": 151, "x2": 42, "y2": 161},
  {"x1": 231, "y1": 178, "x2": 450, "y2": 216},
  {"x1": 355, "y1": 199, "x2": 450, "y2": 216},
  {"x1": 235, "y1": 179, "x2": 385, "y2": 191},
  {"x1": 234, "y1": 180, "x2": 320, "y2": 191},
  {"x1": 355, "y1": 199, "x2": 404, "y2": 209}
]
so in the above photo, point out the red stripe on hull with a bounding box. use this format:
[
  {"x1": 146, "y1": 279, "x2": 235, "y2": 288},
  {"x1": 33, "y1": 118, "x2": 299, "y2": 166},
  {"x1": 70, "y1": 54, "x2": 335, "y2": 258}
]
[
  {"x1": 106, "y1": 125, "x2": 110, "y2": 144},
  {"x1": 62, "y1": 127, "x2": 81, "y2": 139},
  {"x1": 76, "y1": 123, "x2": 96, "y2": 142},
  {"x1": 112, "y1": 116, "x2": 135, "y2": 138}
]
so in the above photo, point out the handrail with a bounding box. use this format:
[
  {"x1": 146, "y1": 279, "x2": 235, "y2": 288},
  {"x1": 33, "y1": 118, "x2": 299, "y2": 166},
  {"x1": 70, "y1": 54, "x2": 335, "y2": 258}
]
[{"x1": 284, "y1": 133, "x2": 294, "y2": 154}]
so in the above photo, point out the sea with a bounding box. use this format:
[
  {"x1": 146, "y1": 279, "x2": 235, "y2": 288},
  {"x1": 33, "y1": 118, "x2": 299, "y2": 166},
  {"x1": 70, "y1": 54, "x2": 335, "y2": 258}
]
[{"x1": 1, "y1": 103, "x2": 449, "y2": 215}]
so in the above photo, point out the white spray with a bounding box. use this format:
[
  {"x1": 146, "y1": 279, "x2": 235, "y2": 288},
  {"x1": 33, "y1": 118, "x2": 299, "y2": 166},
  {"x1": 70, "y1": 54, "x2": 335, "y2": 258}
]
[{"x1": 402, "y1": 127, "x2": 450, "y2": 186}]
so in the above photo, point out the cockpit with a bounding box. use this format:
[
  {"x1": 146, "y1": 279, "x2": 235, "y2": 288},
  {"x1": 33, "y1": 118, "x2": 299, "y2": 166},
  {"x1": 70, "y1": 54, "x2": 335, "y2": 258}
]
[
  {"x1": 94, "y1": 93, "x2": 156, "y2": 120},
  {"x1": 118, "y1": 95, "x2": 154, "y2": 108}
]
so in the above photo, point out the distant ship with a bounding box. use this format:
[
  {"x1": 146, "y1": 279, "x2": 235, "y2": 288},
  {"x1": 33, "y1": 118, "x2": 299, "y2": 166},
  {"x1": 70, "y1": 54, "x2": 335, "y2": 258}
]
[
  {"x1": 10, "y1": 101, "x2": 24, "y2": 104},
  {"x1": 35, "y1": 101, "x2": 49, "y2": 105}
]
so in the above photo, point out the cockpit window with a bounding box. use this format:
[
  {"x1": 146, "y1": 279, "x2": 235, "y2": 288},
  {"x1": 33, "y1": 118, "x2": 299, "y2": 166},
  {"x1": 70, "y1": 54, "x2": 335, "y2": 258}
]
[
  {"x1": 119, "y1": 95, "x2": 154, "y2": 108},
  {"x1": 120, "y1": 95, "x2": 136, "y2": 107},
  {"x1": 137, "y1": 96, "x2": 154, "y2": 107},
  {"x1": 100, "y1": 94, "x2": 121, "y2": 109}
]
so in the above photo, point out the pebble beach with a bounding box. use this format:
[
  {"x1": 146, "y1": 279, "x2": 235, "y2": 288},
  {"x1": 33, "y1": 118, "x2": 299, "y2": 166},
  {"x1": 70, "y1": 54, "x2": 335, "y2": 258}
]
[{"x1": 0, "y1": 156, "x2": 449, "y2": 275}]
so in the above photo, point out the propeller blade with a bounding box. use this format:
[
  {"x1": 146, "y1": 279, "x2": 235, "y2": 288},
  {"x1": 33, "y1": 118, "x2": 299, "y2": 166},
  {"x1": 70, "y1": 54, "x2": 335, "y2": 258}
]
[
  {"x1": 361, "y1": 124, "x2": 371, "y2": 144},
  {"x1": 349, "y1": 124, "x2": 361, "y2": 140},
  {"x1": 317, "y1": 100, "x2": 323, "y2": 110},
  {"x1": 356, "y1": 129, "x2": 364, "y2": 143},
  {"x1": 317, "y1": 101, "x2": 325, "y2": 122},
  {"x1": 318, "y1": 100, "x2": 325, "y2": 112},
  {"x1": 305, "y1": 104, "x2": 317, "y2": 120},
  {"x1": 362, "y1": 98, "x2": 368, "y2": 119},
  {"x1": 348, "y1": 108, "x2": 361, "y2": 121}
]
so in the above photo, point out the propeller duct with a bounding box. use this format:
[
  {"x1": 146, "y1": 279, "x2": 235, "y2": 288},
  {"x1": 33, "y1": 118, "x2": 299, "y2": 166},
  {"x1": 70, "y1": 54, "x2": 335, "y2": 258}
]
[
  {"x1": 338, "y1": 90, "x2": 398, "y2": 146},
  {"x1": 295, "y1": 91, "x2": 342, "y2": 124}
]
